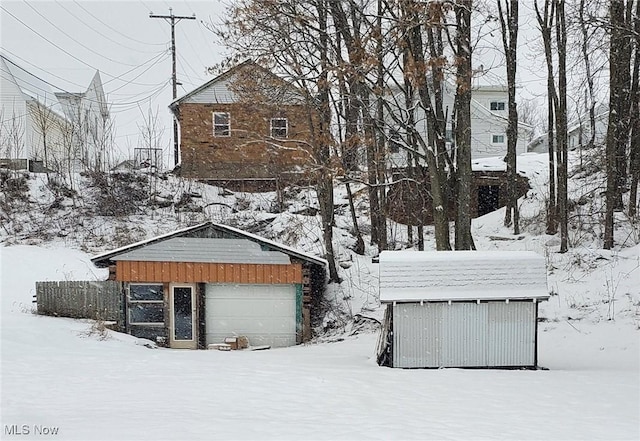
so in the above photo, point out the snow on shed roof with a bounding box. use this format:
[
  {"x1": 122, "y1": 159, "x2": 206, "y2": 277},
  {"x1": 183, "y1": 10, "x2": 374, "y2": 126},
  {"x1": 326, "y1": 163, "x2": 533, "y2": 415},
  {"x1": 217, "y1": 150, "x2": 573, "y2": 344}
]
[
  {"x1": 379, "y1": 250, "x2": 549, "y2": 302},
  {"x1": 111, "y1": 238, "x2": 291, "y2": 265}
]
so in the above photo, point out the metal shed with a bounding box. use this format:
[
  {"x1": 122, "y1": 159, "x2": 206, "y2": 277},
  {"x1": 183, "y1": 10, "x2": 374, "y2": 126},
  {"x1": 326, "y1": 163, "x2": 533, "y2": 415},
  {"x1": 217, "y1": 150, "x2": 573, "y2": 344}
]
[{"x1": 376, "y1": 250, "x2": 549, "y2": 369}]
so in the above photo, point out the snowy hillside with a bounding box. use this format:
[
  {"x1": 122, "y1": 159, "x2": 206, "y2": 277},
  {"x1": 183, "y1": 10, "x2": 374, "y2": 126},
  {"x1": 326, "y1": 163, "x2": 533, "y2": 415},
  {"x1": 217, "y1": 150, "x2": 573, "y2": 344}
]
[{"x1": 1, "y1": 151, "x2": 639, "y2": 440}]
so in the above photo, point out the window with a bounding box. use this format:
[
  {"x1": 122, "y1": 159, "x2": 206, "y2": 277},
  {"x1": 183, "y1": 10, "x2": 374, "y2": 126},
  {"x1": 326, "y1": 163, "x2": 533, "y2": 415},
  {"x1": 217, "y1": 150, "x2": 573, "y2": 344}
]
[
  {"x1": 270, "y1": 118, "x2": 288, "y2": 138},
  {"x1": 388, "y1": 129, "x2": 402, "y2": 153},
  {"x1": 213, "y1": 112, "x2": 230, "y2": 137},
  {"x1": 128, "y1": 284, "x2": 164, "y2": 326},
  {"x1": 490, "y1": 101, "x2": 506, "y2": 111},
  {"x1": 492, "y1": 134, "x2": 505, "y2": 144},
  {"x1": 445, "y1": 129, "x2": 453, "y2": 143}
]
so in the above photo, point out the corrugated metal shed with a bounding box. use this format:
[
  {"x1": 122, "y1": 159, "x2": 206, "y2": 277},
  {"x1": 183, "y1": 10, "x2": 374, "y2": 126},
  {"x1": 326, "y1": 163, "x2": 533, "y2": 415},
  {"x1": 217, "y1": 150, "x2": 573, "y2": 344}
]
[
  {"x1": 378, "y1": 250, "x2": 548, "y2": 369},
  {"x1": 111, "y1": 238, "x2": 290, "y2": 264},
  {"x1": 380, "y1": 250, "x2": 549, "y2": 302}
]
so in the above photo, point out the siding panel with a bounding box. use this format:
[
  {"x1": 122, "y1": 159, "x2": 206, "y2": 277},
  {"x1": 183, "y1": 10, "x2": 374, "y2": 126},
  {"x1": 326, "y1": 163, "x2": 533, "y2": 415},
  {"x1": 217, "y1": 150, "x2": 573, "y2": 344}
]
[
  {"x1": 392, "y1": 301, "x2": 537, "y2": 368},
  {"x1": 115, "y1": 261, "x2": 302, "y2": 284}
]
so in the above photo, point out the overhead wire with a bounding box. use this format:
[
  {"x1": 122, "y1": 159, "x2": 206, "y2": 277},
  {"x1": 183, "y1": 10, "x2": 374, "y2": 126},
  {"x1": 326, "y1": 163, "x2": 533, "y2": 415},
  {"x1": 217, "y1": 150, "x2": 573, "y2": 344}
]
[
  {"x1": 73, "y1": 0, "x2": 166, "y2": 47},
  {"x1": 1, "y1": 49, "x2": 170, "y2": 103},
  {"x1": 22, "y1": 2, "x2": 155, "y2": 68},
  {"x1": 54, "y1": 1, "x2": 163, "y2": 55},
  {"x1": 0, "y1": 5, "x2": 167, "y2": 88}
]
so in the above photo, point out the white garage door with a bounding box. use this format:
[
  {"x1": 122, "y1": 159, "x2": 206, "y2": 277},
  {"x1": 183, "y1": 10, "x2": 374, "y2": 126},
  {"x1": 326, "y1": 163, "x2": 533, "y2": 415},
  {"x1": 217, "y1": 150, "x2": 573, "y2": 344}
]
[{"x1": 205, "y1": 284, "x2": 297, "y2": 348}]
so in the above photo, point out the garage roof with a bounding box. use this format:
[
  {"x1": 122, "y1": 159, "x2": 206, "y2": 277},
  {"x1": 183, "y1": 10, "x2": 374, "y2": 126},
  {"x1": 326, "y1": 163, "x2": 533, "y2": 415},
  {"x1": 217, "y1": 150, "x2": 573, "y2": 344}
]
[
  {"x1": 111, "y1": 238, "x2": 291, "y2": 264},
  {"x1": 379, "y1": 250, "x2": 549, "y2": 302},
  {"x1": 92, "y1": 222, "x2": 327, "y2": 268}
]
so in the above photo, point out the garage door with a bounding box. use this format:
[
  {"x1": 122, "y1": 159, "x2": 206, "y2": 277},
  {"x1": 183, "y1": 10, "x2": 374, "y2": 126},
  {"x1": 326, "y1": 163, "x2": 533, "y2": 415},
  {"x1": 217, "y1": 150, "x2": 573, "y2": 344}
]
[{"x1": 205, "y1": 284, "x2": 297, "y2": 348}]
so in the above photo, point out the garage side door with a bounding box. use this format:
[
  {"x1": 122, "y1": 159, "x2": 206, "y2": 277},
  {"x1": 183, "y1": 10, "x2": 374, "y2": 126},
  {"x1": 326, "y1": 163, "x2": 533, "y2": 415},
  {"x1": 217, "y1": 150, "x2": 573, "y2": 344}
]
[{"x1": 205, "y1": 284, "x2": 296, "y2": 348}]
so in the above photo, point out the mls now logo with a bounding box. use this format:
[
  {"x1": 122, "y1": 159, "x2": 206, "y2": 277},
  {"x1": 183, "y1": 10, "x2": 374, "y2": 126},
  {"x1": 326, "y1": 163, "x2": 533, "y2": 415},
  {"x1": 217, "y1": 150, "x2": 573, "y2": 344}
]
[{"x1": 4, "y1": 424, "x2": 60, "y2": 436}]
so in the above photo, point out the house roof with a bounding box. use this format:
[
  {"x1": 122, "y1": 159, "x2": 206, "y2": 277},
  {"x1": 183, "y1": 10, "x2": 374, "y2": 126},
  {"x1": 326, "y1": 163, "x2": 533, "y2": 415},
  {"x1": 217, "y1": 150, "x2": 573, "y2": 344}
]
[
  {"x1": 1, "y1": 54, "x2": 67, "y2": 120},
  {"x1": 169, "y1": 60, "x2": 307, "y2": 110},
  {"x1": 91, "y1": 221, "x2": 327, "y2": 268},
  {"x1": 379, "y1": 250, "x2": 549, "y2": 302},
  {"x1": 111, "y1": 238, "x2": 291, "y2": 264}
]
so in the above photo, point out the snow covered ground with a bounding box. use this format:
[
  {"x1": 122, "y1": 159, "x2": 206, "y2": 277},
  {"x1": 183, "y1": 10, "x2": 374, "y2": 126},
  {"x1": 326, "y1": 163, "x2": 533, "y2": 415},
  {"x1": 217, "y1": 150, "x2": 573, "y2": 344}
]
[
  {"x1": 1, "y1": 244, "x2": 638, "y2": 441},
  {"x1": 1, "y1": 151, "x2": 639, "y2": 440}
]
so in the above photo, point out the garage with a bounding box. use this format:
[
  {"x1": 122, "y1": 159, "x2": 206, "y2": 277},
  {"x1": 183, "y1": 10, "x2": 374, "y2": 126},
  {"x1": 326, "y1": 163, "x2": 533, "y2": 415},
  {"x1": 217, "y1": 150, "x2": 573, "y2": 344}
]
[{"x1": 205, "y1": 283, "x2": 297, "y2": 348}]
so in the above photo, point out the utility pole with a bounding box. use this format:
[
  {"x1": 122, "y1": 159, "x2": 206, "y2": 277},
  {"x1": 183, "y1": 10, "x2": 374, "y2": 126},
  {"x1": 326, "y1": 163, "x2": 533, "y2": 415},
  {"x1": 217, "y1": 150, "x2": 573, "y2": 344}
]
[{"x1": 149, "y1": 8, "x2": 196, "y2": 167}]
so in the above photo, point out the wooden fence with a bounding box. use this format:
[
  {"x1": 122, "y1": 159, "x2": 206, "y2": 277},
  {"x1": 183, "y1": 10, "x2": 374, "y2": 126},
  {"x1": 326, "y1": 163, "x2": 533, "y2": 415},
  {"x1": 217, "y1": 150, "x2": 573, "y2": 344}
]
[{"x1": 36, "y1": 281, "x2": 124, "y2": 329}]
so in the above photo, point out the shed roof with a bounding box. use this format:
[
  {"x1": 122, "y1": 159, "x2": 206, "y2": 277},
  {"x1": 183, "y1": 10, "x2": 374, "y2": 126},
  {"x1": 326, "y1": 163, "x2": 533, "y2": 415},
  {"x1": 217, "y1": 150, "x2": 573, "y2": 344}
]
[
  {"x1": 91, "y1": 222, "x2": 327, "y2": 268},
  {"x1": 379, "y1": 250, "x2": 549, "y2": 302},
  {"x1": 111, "y1": 238, "x2": 290, "y2": 264}
]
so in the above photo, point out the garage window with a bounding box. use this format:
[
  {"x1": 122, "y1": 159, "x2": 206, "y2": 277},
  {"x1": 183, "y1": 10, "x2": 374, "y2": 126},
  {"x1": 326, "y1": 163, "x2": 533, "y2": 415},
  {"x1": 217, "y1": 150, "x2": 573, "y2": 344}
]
[{"x1": 128, "y1": 284, "x2": 164, "y2": 325}]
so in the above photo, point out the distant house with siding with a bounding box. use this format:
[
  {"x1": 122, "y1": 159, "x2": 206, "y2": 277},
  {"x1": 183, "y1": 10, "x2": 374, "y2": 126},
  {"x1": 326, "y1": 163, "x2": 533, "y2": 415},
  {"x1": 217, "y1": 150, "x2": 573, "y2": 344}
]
[
  {"x1": 527, "y1": 107, "x2": 608, "y2": 154},
  {"x1": 376, "y1": 250, "x2": 550, "y2": 369},
  {"x1": 0, "y1": 54, "x2": 109, "y2": 172},
  {"x1": 385, "y1": 83, "x2": 533, "y2": 170}
]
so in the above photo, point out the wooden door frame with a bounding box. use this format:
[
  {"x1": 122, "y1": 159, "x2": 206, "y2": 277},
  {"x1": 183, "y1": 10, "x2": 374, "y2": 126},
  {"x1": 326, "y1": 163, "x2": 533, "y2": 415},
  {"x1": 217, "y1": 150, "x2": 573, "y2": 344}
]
[{"x1": 169, "y1": 283, "x2": 197, "y2": 349}]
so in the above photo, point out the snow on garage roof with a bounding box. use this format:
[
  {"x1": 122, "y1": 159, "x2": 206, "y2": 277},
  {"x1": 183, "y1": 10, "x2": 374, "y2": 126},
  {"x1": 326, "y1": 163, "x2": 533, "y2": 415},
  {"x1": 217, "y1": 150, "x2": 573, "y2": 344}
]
[
  {"x1": 111, "y1": 238, "x2": 291, "y2": 265},
  {"x1": 379, "y1": 250, "x2": 549, "y2": 302}
]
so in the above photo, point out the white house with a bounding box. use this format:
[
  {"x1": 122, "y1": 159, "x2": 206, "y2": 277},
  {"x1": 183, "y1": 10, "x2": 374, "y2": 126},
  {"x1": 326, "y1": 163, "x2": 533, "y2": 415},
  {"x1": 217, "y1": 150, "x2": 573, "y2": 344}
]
[
  {"x1": 527, "y1": 106, "x2": 608, "y2": 154},
  {"x1": 55, "y1": 71, "x2": 110, "y2": 171},
  {"x1": 0, "y1": 54, "x2": 109, "y2": 172},
  {"x1": 386, "y1": 82, "x2": 533, "y2": 169}
]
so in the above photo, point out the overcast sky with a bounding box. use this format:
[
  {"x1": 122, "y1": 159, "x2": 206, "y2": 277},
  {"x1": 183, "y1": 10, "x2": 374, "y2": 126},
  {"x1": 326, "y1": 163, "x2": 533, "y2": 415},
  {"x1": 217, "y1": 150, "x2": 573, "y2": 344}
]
[
  {"x1": 1, "y1": 1, "x2": 546, "y2": 168},
  {"x1": 1, "y1": 0, "x2": 227, "y2": 167}
]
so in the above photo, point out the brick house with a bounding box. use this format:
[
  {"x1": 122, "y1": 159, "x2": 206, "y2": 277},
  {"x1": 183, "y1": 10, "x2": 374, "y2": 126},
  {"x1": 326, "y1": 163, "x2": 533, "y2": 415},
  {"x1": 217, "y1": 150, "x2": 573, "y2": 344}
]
[{"x1": 169, "y1": 61, "x2": 316, "y2": 189}]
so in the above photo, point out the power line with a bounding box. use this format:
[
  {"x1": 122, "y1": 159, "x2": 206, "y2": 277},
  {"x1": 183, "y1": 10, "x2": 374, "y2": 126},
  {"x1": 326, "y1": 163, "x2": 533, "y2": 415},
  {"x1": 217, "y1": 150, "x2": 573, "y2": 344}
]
[
  {"x1": 0, "y1": 5, "x2": 166, "y2": 88},
  {"x1": 54, "y1": 1, "x2": 162, "y2": 55},
  {"x1": 22, "y1": 2, "x2": 149, "y2": 68},
  {"x1": 73, "y1": 0, "x2": 166, "y2": 47},
  {"x1": 1, "y1": 49, "x2": 169, "y2": 102}
]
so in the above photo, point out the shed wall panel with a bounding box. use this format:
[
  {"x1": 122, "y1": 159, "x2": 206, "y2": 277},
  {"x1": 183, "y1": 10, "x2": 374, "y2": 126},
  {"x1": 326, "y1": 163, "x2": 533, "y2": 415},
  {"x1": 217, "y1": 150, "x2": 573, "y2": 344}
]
[
  {"x1": 115, "y1": 261, "x2": 302, "y2": 284},
  {"x1": 392, "y1": 301, "x2": 537, "y2": 368},
  {"x1": 487, "y1": 302, "x2": 535, "y2": 366},
  {"x1": 442, "y1": 302, "x2": 488, "y2": 367}
]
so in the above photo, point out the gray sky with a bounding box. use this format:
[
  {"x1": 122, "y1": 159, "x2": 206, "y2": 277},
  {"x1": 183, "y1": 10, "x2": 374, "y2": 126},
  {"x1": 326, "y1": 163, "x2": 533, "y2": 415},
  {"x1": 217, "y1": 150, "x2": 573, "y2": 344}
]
[{"x1": 1, "y1": 0, "x2": 227, "y2": 166}]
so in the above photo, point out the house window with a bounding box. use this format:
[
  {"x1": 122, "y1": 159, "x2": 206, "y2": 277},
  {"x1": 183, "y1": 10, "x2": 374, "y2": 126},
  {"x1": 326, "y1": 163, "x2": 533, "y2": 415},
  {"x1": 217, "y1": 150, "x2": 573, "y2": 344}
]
[
  {"x1": 388, "y1": 129, "x2": 402, "y2": 153},
  {"x1": 490, "y1": 101, "x2": 506, "y2": 111},
  {"x1": 270, "y1": 118, "x2": 288, "y2": 138},
  {"x1": 492, "y1": 134, "x2": 505, "y2": 144},
  {"x1": 445, "y1": 129, "x2": 453, "y2": 143},
  {"x1": 213, "y1": 112, "x2": 230, "y2": 137},
  {"x1": 128, "y1": 284, "x2": 164, "y2": 325}
]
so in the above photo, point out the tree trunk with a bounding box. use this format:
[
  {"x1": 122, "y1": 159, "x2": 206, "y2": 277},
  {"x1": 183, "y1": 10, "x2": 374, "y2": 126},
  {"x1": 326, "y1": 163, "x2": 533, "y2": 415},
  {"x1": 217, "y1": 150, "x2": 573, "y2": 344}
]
[
  {"x1": 498, "y1": 0, "x2": 520, "y2": 235},
  {"x1": 454, "y1": 0, "x2": 474, "y2": 250},
  {"x1": 555, "y1": 0, "x2": 569, "y2": 253}
]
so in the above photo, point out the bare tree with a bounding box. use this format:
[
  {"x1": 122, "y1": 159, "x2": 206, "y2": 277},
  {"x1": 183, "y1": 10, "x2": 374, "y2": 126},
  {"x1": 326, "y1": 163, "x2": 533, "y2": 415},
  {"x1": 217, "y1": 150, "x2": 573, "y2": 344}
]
[
  {"x1": 497, "y1": 0, "x2": 520, "y2": 234},
  {"x1": 604, "y1": 0, "x2": 635, "y2": 248},
  {"x1": 453, "y1": 0, "x2": 474, "y2": 249},
  {"x1": 214, "y1": 0, "x2": 341, "y2": 281}
]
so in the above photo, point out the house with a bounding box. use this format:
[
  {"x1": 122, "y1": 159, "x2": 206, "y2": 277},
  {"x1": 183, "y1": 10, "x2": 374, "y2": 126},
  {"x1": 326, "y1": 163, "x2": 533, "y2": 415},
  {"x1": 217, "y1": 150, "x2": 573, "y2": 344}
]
[
  {"x1": 169, "y1": 61, "x2": 317, "y2": 190},
  {"x1": 0, "y1": 54, "x2": 110, "y2": 172},
  {"x1": 1, "y1": 55, "x2": 68, "y2": 171},
  {"x1": 376, "y1": 250, "x2": 549, "y2": 369},
  {"x1": 382, "y1": 82, "x2": 534, "y2": 223},
  {"x1": 55, "y1": 71, "x2": 110, "y2": 171},
  {"x1": 527, "y1": 107, "x2": 609, "y2": 154},
  {"x1": 386, "y1": 83, "x2": 534, "y2": 169},
  {"x1": 91, "y1": 222, "x2": 327, "y2": 349}
]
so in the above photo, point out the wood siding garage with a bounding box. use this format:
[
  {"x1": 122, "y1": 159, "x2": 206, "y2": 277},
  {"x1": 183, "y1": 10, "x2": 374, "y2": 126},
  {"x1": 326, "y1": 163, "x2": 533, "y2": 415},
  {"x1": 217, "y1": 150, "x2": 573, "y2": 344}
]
[{"x1": 205, "y1": 284, "x2": 297, "y2": 348}]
